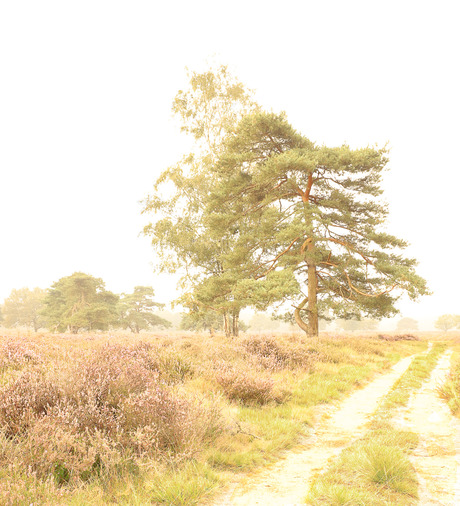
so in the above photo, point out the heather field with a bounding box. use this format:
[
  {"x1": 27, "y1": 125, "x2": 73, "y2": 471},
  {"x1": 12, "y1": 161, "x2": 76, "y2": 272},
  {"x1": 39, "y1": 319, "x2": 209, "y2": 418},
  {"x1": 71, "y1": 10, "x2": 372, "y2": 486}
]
[{"x1": 0, "y1": 329, "x2": 429, "y2": 505}]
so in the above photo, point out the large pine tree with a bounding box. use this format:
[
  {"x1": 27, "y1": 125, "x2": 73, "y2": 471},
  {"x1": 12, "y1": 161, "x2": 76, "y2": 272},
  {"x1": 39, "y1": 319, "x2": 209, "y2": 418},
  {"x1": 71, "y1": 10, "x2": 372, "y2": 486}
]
[{"x1": 208, "y1": 112, "x2": 429, "y2": 336}]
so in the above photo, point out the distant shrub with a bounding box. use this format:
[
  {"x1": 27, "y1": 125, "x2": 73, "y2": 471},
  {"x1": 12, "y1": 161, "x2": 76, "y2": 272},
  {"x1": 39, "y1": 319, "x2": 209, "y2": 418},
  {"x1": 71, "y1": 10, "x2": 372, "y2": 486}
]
[
  {"x1": 378, "y1": 334, "x2": 419, "y2": 341},
  {"x1": 214, "y1": 363, "x2": 275, "y2": 404},
  {"x1": 242, "y1": 335, "x2": 317, "y2": 371}
]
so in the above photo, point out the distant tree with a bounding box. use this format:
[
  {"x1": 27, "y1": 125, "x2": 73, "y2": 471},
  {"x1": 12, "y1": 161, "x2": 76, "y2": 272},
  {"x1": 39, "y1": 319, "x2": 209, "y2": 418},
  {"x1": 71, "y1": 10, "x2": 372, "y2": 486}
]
[
  {"x1": 42, "y1": 272, "x2": 119, "y2": 333},
  {"x1": 0, "y1": 306, "x2": 4, "y2": 325},
  {"x1": 119, "y1": 286, "x2": 170, "y2": 333},
  {"x1": 434, "y1": 314, "x2": 457, "y2": 332},
  {"x1": 318, "y1": 319, "x2": 329, "y2": 331},
  {"x1": 336, "y1": 318, "x2": 379, "y2": 332},
  {"x1": 396, "y1": 317, "x2": 419, "y2": 331},
  {"x1": 248, "y1": 313, "x2": 280, "y2": 332},
  {"x1": 2, "y1": 287, "x2": 47, "y2": 331},
  {"x1": 180, "y1": 309, "x2": 223, "y2": 333},
  {"x1": 154, "y1": 310, "x2": 182, "y2": 329}
]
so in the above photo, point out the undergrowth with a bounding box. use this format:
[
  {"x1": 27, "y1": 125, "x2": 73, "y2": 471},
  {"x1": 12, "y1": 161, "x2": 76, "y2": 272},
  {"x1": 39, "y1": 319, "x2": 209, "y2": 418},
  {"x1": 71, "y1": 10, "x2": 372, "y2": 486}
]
[{"x1": 0, "y1": 330, "x2": 424, "y2": 505}]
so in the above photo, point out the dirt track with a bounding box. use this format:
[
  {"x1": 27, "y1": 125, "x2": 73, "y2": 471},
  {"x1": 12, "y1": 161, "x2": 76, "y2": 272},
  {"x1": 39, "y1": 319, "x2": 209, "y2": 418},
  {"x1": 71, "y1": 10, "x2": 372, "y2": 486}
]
[
  {"x1": 207, "y1": 354, "x2": 416, "y2": 505},
  {"x1": 394, "y1": 350, "x2": 460, "y2": 505}
]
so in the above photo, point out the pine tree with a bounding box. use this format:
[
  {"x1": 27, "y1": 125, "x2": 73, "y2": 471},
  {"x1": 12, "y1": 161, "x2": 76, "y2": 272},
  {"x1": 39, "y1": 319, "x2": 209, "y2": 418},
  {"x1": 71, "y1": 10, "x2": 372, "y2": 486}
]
[{"x1": 208, "y1": 112, "x2": 430, "y2": 336}]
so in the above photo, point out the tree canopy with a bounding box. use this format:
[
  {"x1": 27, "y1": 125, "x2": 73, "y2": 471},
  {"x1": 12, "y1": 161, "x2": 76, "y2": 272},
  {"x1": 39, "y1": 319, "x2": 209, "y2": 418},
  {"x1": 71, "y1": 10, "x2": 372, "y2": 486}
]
[
  {"x1": 396, "y1": 317, "x2": 419, "y2": 331},
  {"x1": 144, "y1": 66, "x2": 429, "y2": 337},
  {"x1": 41, "y1": 272, "x2": 119, "y2": 333},
  {"x1": 434, "y1": 314, "x2": 459, "y2": 332},
  {"x1": 119, "y1": 286, "x2": 171, "y2": 333},
  {"x1": 206, "y1": 111, "x2": 429, "y2": 336},
  {"x1": 143, "y1": 64, "x2": 259, "y2": 337},
  {"x1": 1, "y1": 287, "x2": 46, "y2": 331}
]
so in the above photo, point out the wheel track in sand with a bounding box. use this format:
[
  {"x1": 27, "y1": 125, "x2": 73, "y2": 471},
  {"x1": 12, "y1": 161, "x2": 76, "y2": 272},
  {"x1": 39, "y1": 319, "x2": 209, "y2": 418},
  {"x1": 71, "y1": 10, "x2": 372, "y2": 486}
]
[
  {"x1": 393, "y1": 349, "x2": 460, "y2": 506},
  {"x1": 206, "y1": 352, "x2": 419, "y2": 506}
]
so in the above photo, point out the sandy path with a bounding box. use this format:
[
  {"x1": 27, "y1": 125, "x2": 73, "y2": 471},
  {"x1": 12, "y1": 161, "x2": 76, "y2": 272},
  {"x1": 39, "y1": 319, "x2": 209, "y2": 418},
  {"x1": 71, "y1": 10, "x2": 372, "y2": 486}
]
[
  {"x1": 393, "y1": 350, "x2": 460, "y2": 506},
  {"x1": 206, "y1": 353, "x2": 416, "y2": 506}
]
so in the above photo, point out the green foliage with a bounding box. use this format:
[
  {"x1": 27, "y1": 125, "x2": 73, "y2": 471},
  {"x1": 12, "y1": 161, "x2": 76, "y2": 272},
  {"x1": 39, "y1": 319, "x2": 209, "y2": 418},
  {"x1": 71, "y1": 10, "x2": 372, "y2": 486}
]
[
  {"x1": 41, "y1": 272, "x2": 119, "y2": 333},
  {"x1": 119, "y1": 286, "x2": 170, "y2": 333},
  {"x1": 142, "y1": 65, "x2": 259, "y2": 337},
  {"x1": 143, "y1": 65, "x2": 429, "y2": 338},
  {"x1": 434, "y1": 314, "x2": 459, "y2": 331},
  {"x1": 208, "y1": 111, "x2": 429, "y2": 335},
  {"x1": 180, "y1": 309, "x2": 223, "y2": 333},
  {"x1": 2, "y1": 288, "x2": 47, "y2": 331}
]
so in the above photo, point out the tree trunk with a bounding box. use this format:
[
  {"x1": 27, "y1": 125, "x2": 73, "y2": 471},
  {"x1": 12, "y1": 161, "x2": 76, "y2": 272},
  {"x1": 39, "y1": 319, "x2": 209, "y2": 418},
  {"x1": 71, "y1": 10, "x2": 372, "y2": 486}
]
[
  {"x1": 307, "y1": 261, "x2": 319, "y2": 337},
  {"x1": 294, "y1": 297, "x2": 309, "y2": 333},
  {"x1": 295, "y1": 240, "x2": 319, "y2": 337},
  {"x1": 232, "y1": 312, "x2": 239, "y2": 337},
  {"x1": 223, "y1": 312, "x2": 231, "y2": 338}
]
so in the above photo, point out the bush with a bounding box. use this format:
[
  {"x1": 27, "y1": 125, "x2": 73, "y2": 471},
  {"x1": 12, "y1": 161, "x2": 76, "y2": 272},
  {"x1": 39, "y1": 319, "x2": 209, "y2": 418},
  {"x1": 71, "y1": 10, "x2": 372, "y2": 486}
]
[
  {"x1": 0, "y1": 371, "x2": 61, "y2": 437},
  {"x1": 214, "y1": 363, "x2": 275, "y2": 404},
  {"x1": 378, "y1": 334, "x2": 420, "y2": 341},
  {"x1": 0, "y1": 338, "x2": 43, "y2": 370},
  {"x1": 122, "y1": 387, "x2": 222, "y2": 458},
  {"x1": 241, "y1": 335, "x2": 317, "y2": 371}
]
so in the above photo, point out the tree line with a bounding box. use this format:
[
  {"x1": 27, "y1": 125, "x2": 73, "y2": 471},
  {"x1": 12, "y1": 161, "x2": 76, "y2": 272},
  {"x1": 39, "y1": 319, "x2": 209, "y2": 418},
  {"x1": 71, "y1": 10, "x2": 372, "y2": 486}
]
[
  {"x1": 0, "y1": 272, "x2": 170, "y2": 333},
  {"x1": 142, "y1": 65, "x2": 429, "y2": 337}
]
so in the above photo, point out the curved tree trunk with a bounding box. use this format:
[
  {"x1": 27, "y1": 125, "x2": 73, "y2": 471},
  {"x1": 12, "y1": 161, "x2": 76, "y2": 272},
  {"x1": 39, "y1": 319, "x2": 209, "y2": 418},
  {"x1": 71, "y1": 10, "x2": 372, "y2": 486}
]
[{"x1": 294, "y1": 297, "x2": 310, "y2": 333}]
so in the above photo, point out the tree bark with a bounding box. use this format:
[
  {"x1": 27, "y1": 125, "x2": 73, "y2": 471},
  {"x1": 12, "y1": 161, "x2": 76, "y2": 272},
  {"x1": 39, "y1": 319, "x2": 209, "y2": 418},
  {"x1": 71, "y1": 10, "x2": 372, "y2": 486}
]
[
  {"x1": 232, "y1": 312, "x2": 239, "y2": 337},
  {"x1": 223, "y1": 312, "x2": 231, "y2": 338},
  {"x1": 307, "y1": 261, "x2": 319, "y2": 337},
  {"x1": 295, "y1": 239, "x2": 319, "y2": 337},
  {"x1": 294, "y1": 297, "x2": 310, "y2": 333}
]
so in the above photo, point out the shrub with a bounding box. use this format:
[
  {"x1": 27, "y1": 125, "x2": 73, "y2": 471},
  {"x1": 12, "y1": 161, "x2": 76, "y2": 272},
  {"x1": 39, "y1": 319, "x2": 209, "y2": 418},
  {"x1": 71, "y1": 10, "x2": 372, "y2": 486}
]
[
  {"x1": 241, "y1": 335, "x2": 317, "y2": 371},
  {"x1": 0, "y1": 338, "x2": 43, "y2": 370},
  {"x1": 0, "y1": 370, "x2": 61, "y2": 437},
  {"x1": 214, "y1": 363, "x2": 275, "y2": 404},
  {"x1": 378, "y1": 334, "x2": 420, "y2": 341},
  {"x1": 122, "y1": 386, "x2": 222, "y2": 458}
]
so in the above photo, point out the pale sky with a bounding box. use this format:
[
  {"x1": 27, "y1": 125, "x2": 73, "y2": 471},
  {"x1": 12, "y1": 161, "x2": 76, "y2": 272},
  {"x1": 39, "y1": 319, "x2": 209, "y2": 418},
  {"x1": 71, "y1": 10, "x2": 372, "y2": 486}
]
[{"x1": 1, "y1": 1, "x2": 459, "y2": 330}]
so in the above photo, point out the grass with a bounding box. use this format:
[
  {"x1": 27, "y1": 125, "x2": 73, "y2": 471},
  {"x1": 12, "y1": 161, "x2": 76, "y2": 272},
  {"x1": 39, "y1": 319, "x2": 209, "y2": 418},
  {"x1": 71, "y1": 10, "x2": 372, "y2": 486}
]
[
  {"x1": 438, "y1": 341, "x2": 460, "y2": 415},
  {"x1": 306, "y1": 342, "x2": 447, "y2": 505},
  {"x1": 0, "y1": 328, "x2": 425, "y2": 505}
]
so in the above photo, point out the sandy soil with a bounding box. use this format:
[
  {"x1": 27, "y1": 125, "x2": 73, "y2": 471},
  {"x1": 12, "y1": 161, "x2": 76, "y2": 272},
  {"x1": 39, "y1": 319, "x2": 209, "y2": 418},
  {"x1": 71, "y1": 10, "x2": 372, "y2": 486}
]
[
  {"x1": 206, "y1": 354, "x2": 416, "y2": 506},
  {"x1": 393, "y1": 350, "x2": 460, "y2": 506}
]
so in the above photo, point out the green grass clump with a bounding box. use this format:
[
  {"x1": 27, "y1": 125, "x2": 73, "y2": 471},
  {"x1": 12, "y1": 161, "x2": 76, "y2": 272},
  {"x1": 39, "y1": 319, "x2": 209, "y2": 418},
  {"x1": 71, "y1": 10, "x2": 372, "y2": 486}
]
[
  {"x1": 306, "y1": 342, "x2": 447, "y2": 506},
  {"x1": 438, "y1": 355, "x2": 460, "y2": 415}
]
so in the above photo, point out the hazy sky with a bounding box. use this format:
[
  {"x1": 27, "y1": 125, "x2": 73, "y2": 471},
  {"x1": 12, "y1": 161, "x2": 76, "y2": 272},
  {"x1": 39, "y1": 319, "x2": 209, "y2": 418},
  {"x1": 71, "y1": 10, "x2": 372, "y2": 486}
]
[{"x1": 1, "y1": 1, "x2": 459, "y2": 329}]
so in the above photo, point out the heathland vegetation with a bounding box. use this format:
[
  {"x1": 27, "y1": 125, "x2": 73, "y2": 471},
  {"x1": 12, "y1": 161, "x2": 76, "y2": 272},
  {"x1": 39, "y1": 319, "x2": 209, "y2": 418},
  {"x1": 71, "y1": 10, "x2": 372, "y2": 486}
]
[
  {"x1": 2, "y1": 65, "x2": 460, "y2": 505},
  {"x1": 0, "y1": 329, "x2": 427, "y2": 504}
]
